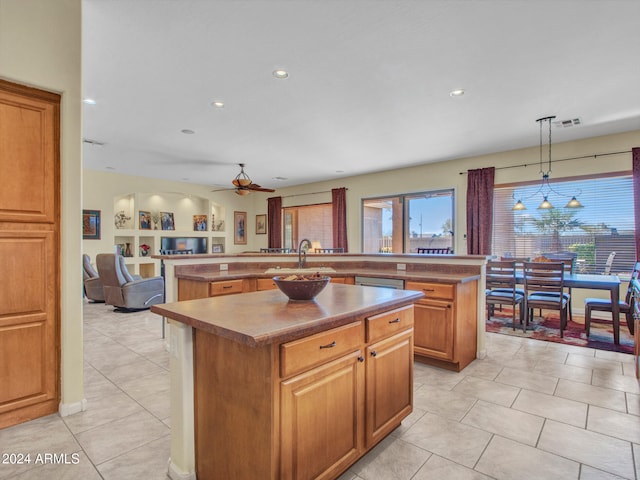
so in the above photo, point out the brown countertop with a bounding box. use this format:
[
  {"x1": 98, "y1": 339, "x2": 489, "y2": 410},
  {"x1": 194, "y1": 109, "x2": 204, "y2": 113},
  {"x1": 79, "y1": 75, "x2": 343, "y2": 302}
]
[
  {"x1": 152, "y1": 283, "x2": 424, "y2": 347},
  {"x1": 174, "y1": 267, "x2": 479, "y2": 284}
]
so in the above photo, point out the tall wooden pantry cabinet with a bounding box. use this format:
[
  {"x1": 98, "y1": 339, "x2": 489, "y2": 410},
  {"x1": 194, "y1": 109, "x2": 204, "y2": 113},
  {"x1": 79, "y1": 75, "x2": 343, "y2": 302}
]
[{"x1": 0, "y1": 79, "x2": 60, "y2": 428}]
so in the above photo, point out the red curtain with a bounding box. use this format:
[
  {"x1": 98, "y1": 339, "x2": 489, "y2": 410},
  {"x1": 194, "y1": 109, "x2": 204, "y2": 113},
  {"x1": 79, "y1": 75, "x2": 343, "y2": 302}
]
[
  {"x1": 267, "y1": 196, "x2": 282, "y2": 248},
  {"x1": 466, "y1": 167, "x2": 495, "y2": 255},
  {"x1": 632, "y1": 147, "x2": 640, "y2": 259},
  {"x1": 332, "y1": 188, "x2": 348, "y2": 252}
]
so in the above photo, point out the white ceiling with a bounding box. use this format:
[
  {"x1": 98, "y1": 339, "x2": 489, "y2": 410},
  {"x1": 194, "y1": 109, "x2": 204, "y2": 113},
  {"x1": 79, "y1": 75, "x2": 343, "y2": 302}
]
[{"x1": 82, "y1": 0, "x2": 640, "y2": 190}]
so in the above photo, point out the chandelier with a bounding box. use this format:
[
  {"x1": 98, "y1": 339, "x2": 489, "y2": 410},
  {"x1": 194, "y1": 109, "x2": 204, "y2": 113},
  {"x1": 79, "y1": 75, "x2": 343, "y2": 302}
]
[{"x1": 512, "y1": 116, "x2": 583, "y2": 211}]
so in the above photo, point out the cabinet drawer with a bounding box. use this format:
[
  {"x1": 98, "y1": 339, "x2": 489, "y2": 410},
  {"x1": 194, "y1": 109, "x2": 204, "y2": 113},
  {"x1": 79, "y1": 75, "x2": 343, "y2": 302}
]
[
  {"x1": 256, "y1": 278, "x2": 278, "y2": 290},
  {"x1": 209, "y1": 279, "x2": 244, "y2": 296},
  {"x1": 366, "y1": 305, "x2": 414, "y2": 343},
  {"x1": 405, "y1": 281, "x2": 454, "y2": 300},
  {"x1": 280, "y1": 321, "x2": 363, "y2": 378}
]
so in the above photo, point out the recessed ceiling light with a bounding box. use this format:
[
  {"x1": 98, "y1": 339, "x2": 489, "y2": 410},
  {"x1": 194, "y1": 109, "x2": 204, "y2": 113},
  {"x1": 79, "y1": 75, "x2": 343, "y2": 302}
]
[
  {"x1": 105, "y1": 166, "x2": 115, "y2": 170},
  {"x1": 83, "y1": 98, "x2": 97, "y2": 105},
  {"x1": 272, "y1": 176, "x2": 288, "y2": 181},
  {"x1": 449, "y1": 89, "x2": 465, "y2": 97},
  {"x1": 181, "y1": 129, "x2": 195, "y2": 134},
  {"x1": 336, "y1": 170, "x2": 345, "y2": 174},
  {"x1": 273, "y1": 69, "x2": 289, "y2": 79},
  {"x1": 211, "y1": 101, "x2": 224, "y2": 108}
]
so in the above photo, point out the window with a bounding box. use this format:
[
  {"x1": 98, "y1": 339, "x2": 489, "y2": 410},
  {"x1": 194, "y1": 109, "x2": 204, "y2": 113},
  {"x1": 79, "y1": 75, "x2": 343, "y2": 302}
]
[
  {"x1": 493, "y1": 174, "x2": 635, "y2": 275},
  {"x1": 362, "y1": 190, "x2": 454, "y2": 253},
  {"x1": 283, "y1": 203, "x2": 333, "y2": 251}
]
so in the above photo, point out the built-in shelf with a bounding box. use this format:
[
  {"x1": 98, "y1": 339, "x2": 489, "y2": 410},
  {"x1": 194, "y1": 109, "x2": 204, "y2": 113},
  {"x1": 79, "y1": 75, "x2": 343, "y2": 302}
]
[{"x1": 113, "y1": 193, "x2": 228, "y2": 276}]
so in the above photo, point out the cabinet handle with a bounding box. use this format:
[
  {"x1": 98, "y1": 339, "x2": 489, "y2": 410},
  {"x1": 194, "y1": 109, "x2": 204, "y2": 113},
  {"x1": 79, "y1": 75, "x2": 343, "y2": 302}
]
[
  {"x1": 422, "y1": 288, "x2": 435, "y2": 292},
  {"x1": 388, "y1": 318, "x2": 400, "y2": 324},
  {"x1": 358, "y1": 356, "x2": 364, "y2": 362},
  {"x1": 222, "y1": 285, "x2": 233, "y2": 289},
  {"x1": 319, "y1": 341, "x2": 336, "y2": 349},
  {"x1": 370, "y1": 351, "x2": 377, "y2": 357},
  {"x1": 447, "y1": 304, "x2": 452, "y2": 308}
]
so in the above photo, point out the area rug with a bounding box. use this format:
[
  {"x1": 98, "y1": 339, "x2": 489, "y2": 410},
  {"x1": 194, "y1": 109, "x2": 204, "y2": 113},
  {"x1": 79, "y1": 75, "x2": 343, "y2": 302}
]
[{"x1": 486, "y1": 309, "x2": 635, "y2": 355}]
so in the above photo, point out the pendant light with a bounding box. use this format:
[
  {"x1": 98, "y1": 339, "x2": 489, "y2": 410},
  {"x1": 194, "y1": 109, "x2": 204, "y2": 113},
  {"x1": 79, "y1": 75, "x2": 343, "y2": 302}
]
[{"x1": 512, "y1": 116, "x2": 584, "y2": 211}]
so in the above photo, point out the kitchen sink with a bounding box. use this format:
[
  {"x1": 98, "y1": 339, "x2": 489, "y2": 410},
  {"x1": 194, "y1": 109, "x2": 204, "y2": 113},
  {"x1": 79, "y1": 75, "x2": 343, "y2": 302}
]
[{"x1": 264, "y1": 267, "x2": 336, "y2": 274}]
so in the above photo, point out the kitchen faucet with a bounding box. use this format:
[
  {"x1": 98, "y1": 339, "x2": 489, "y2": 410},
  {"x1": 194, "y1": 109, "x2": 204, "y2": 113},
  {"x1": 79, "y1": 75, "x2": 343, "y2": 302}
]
[{"x1": 298, "y1": 238, "x2": 312, "y2": 269}]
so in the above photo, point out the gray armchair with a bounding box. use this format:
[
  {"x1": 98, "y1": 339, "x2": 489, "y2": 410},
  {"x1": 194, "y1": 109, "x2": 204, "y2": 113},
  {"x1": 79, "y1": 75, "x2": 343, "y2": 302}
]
[
  {"x1": 83, "y1": 254, "x2": 105, "y2": 302},
  {"x1": 96, "y1": 253, "x2": 164, "y2": 311}
]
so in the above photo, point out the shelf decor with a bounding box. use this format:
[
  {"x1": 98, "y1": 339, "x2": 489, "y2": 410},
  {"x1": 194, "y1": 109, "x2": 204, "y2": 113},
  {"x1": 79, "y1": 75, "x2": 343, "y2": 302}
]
[
  {"x1": 139, "y1": 211, "x2": 152, "y2": 230},
  {"x1": 193, "y1": 214, "x2": 207, "y2": 231},
  {"x1": 211, "y1": 213, "x2": 225, "y2": 232},
  {"x1": 140, "y1": 244, "x2": 151, "y2": 256},
  {"x1": 151, "y1": 212, "x2": 160, "y2": 230},
  {"x1": 161, "y1": 212, "x2": 175, "y2": 230},
  {"x1": 256, "y1": 214, "x2": 267, "y2": 235},
  {"x1": 82, "y1": 209, "x2": 101, "y2": 240},
  {"x1": 114, "y1": 210, "x2": 131, "y2": 229},
  {"x1": 234, "y1": 211, "x2": 247, "y2": 244}
]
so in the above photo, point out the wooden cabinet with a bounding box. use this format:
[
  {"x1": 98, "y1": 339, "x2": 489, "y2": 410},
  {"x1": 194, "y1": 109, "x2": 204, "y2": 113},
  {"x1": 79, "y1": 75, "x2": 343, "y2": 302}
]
[
  {"x1": 0, "y1": 80, "x2": 60, "y2": 428},
  {"x1": 281, "y1": 348, "x2": 365, "y2": 480},
  {"x1": 406, "y1": 280, "x2": 478, "y2": 372},
  {"x1": 209, "y1": 279, "x2": 247, "y2": 296},
  {"x1": 257, "y1": 277, "x2": 278, "y2": 291},
  {"x1": 193, "y1": 304, "x2": 414, "y2": 480},
  {"x1": 178, "y1": 278, "x2": 253, "y2": 300}
]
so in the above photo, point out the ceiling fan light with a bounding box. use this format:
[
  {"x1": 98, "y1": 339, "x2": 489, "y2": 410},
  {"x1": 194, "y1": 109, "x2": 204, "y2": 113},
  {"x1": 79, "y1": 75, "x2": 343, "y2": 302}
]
[
  {"x1": 538, "y1": 197, "x2": 553, "y2": 209},
  {"x1": 235, "y1": 189, "x2": 250, "y2": 196},
  {"x1": 512, "y1": 199, "x2": 527, "y2": 211},
  {"x1": 237, "y1": 178, "x2": 252, "y2": 187},
  {"x1": 565, "y1": 196, "x2": 584, "y2": 208}
]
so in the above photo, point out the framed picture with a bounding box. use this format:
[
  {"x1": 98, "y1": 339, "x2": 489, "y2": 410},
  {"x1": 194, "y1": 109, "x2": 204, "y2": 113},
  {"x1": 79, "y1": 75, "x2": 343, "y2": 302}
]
[
  {"x1": 234, "y1": 211, "x2": 247, "y2": 244},
  {"x1": 255, "y1": 214, "x2": 267, "y2": 235},
  {"x1": 193, "y1": 214, "x2": 207, "y2": 231},
  {"x1": 82, "y1": 209, "x2": 101, "y2": 239},
  {"x1": 161, "y1": 211, "x2": 175, "y2": 230},
  {"x1": 139, "y1": 210, "x2": 152, "y2": 230},
  {"x1": 212, "y1": 244, "x2": 224, "y2": 253}
]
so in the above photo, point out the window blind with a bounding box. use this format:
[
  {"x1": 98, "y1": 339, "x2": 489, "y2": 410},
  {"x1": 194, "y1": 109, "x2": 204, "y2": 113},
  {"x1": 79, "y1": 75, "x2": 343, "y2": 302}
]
[{"x1": 492, "y1": 175, "x2": 635, "y2": 275}]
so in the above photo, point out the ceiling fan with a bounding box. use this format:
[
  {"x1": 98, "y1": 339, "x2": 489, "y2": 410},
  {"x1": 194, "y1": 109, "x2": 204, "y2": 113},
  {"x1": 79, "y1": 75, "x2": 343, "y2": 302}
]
[{"x1": 213, "y1": 163, "x2": 275, "y2": 196}]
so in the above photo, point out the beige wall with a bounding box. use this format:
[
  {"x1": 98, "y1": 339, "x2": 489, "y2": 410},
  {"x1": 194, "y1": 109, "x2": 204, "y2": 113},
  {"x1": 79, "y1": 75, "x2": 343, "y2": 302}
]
[
  {"x1": 82, "y1": 170, "x2": 272, "y2": 262},
  {"x1": 85, "y1": 129, "x2": 639, "y2": 258},
  {"x1": 0, "y1": 0, "x2": 83, "y2": 412}
]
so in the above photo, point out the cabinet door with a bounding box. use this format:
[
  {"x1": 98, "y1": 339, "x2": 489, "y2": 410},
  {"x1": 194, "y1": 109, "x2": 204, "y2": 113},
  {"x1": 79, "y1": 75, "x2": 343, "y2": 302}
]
[
  {"x1": 365, "y1": 329, "x2": 413, "y2": 447},
  {"x1": 280, "y1": 350, "x2": 365, "y2": 480},
  {"x1": 0, "y1": 81, "x2": 60, "y2": 429},
  {"x1": 257, "y1": 277, "x2": 278, "y2": 290},
  {"x1": 413, "y1": 299, "x2": 454, "y2": 361}
]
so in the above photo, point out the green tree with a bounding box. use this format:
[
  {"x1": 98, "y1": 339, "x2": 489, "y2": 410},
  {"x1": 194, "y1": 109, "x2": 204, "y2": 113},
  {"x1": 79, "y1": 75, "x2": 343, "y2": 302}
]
[
  {"x1": 530, "y1": 208, "x2": 584, "y2": 251},
  {"x1": 441, "y1": 218, "x2": 453, "y2": 236}
]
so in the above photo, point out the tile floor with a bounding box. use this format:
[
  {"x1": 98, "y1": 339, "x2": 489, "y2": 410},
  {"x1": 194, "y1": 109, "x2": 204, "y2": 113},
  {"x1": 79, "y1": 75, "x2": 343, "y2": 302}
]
[{"x1": 0, "y1": 301, "x2": 638, "y2": 479}]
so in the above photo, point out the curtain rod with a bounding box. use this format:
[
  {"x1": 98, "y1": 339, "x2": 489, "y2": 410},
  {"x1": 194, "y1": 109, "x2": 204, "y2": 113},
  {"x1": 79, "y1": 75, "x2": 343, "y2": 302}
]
[
  {"x1": 280, "y1": 188, "x2": 348, "y2": 199},
  {"x1": 458, "y1": 150, "x2": 631, "y2": 175}
]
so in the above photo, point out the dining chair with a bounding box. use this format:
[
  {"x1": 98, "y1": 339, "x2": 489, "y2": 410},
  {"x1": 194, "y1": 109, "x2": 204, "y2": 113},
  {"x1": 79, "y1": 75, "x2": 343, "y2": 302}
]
[
  {"x1": 488, "y1": 256, "x2": 529, "y2": 312},
  {"x1": 485, "y1": 260, "x2": 525, "y2": 331},
  {"x1": 538, "y1": 253, "x2": 576, "y2": 322},
  {"x1": 584, "y1": 261, "x2": 640, "y2": 337},
  {"x1": 524, "y1": 261, "x2": 570, "y2": 337}
]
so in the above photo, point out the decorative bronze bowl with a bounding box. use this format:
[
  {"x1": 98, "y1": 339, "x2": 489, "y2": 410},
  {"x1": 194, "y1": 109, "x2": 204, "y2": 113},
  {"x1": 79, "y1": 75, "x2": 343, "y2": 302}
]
[{"x1": 272, "y1": 274, "x2": 331, "y2": 301}]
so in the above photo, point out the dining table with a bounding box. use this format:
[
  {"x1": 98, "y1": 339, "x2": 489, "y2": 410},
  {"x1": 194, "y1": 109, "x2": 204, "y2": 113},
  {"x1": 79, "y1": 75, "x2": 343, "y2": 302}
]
[{"x1": 515, "y1": 272, "x2": 622, "y2": 344}]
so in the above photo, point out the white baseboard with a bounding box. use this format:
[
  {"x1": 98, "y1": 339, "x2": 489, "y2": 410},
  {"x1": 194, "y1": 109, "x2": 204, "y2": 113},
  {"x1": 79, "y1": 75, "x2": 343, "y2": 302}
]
[
  {"x1": 167, "y1": 459, "x2": 196, "y2": 480},
  {"x1": 58, "y1": 398, "x2": 87, "y2": 417}
]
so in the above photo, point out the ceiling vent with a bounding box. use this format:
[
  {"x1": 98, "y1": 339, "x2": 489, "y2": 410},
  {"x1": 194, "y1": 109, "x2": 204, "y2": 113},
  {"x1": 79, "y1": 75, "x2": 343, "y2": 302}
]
[{"x1": 552, "y1": 118, "x2": 582, "y2": 128}]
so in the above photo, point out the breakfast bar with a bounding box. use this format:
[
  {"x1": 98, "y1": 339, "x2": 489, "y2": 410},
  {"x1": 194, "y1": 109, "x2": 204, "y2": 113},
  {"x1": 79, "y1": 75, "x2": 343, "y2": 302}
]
[{"x1": 152, "y1": 283, "x2": 424, "y2": 480}]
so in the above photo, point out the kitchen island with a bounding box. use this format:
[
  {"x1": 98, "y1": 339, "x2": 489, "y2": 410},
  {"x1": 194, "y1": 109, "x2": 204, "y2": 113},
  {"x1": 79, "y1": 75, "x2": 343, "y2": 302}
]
[{"x1": 152, "y1": 283, "x2": 424, "y2": 480}]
